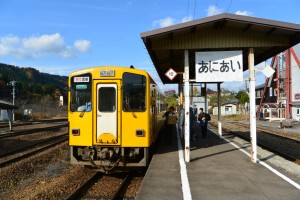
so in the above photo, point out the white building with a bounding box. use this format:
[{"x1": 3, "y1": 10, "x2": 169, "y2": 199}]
[{"x1": 212, "y1": 102, "x2": 238, "y2": 116}]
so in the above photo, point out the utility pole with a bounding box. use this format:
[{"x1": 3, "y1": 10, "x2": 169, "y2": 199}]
[{"x1": 7, "y1": 81, "x2": 17, "y2": 121}]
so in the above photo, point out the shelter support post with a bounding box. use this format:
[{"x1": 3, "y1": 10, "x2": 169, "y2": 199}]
[
  {"x1": 217, "y1": 83, "x2": 222, "y2": 139},
  {"x1": 184, "y1": 50, "x2": 190, "y2": 162},
  {"x1": 249, "y1": 48, "x2": 257, "y2": 163},
  {"x1": 178, "y1": 77, "x2": 184, "y2": 140},
  {"x1": 179, "y1": 76, "x2": 184, "y2": 106},
  {"x1": 204, "y1": 83, "x2": 207, "y2": 112},
  {"x1": 7, "y1": 109, "x2": 13, "y2": 131}
]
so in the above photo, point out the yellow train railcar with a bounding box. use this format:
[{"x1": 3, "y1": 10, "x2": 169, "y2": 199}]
[{"x1": 68, "y1": 66, "x2": 164, "y2": 172}]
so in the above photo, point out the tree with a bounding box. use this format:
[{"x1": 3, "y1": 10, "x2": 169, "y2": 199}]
[
  {"x1": 235, "y1": 91, "x2": 249, "y2": 104},
  {"x1": 235, "y1": 91, "x2": 249, "y2": 114}
]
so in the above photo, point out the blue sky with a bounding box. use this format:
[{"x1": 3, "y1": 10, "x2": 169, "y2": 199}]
[{"x1": 0, "y1": 0, "x2": 299, "y2": 92}]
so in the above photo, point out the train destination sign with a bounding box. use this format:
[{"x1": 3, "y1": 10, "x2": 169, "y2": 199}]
[
  {"x1": 74, "y1": 77, "x2": 90, "y2": 82},
  {"x1": 195, "y1": 51, "x2": 243, "y2": 82},
  {"x1": 76, "y1": 85, "x2": 88, "y2": 90}
]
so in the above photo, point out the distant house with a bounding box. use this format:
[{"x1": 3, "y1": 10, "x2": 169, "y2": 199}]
[
  {"x1": 212, "y1": 102, "x2": 238, "y2": 116},
  {"x1": 256, "y1": 44, "x2": 300, "y2": 121},
  {"x1": 0, "y1": 100, "x2": 18, "y2": 121}
]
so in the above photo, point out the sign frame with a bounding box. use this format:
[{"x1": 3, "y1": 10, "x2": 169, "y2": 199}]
[{"x1": 195, "y1": 51, "x2": 243, "y2": 82}]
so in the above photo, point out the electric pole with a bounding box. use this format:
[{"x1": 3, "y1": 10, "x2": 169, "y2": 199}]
[{"x1": 7, "y1": 81, "x2": 17, "y2": 121}]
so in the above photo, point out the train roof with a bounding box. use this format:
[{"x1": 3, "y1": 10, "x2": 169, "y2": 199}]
[
  {"x1": 69, "y1": 66, "x2": 160, "y2": 88},
  {"x1": 70, "y1": 66, "x2": 148, "y2": 75}
]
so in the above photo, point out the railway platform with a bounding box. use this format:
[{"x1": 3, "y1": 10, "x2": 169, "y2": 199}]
[{"x1": 136, "y1": 122, "x2": 300, "y2": 200}]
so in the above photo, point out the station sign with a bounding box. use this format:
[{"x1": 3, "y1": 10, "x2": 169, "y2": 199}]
[
  {"x1": 165, "y1": 68, "x2": 177, "y2": 81},
  {"x1": 195, "y1": 51, "x2": 243, "y2": 82}
]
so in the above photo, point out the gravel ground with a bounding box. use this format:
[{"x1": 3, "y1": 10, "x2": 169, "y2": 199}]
[
  {"x1": 124, "y1": 175, "x2": 144, "y2": 198},
  {"x1": 0, "y1": 139, "x2": 144, "y2": 199},
  {"x1": 0, "y1": 141, "x2": 95, "y2": 200}
]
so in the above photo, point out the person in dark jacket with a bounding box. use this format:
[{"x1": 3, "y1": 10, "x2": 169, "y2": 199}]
[{"x1": 198, "y1": 108, "x2": 209, "y2": 138}]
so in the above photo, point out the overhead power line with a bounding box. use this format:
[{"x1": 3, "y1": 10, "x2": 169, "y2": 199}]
[
  {"x1": 187, "y1": 0, "x2": 190, "y2": 19},
  {"x1": 193, "y1": 0, "x2": 198, "y2": 20},
  {"x1": 226, "y1": 0, "x2": 233, "y2": 13},
  {"x1": 213, "y1": 0, "x2": 219, "y2": 15}
]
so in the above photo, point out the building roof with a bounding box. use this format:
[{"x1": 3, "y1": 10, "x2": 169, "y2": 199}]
[
  {"x1": 0, "y1": 100, "x2": 18, "y2": 109},
  {"x1": 141, "y1": 13, "x2": 300, "y2": 84},
  {"x1": 255, "y1": 83, "x2": 265, "y2": 90}
]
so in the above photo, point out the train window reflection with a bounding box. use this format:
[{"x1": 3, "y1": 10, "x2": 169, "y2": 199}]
[
  {"x1": 98, "y1": 87, "x2": 116, "y2": 112},
  {"x1": 123, "y1": 73, "x2": 146, "y2": 112},
  {"x1": 70, "y1": 73, "x2": 92, "y2": 112}
]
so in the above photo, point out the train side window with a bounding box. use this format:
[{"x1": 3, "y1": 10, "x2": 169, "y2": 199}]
[
  {"x1": 70, "y1": 73, "x2": 92, "y2": 112},
  {"x1": 123, "y1": 73, "x2": 146, "y2": 112}
]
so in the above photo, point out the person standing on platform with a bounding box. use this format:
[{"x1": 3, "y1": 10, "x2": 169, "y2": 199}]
[
  {"x1": 198, "y1": 108, "x2": 211, "y2": 138},
  {"x1": 193, "y1": 105, "x2": 198, "y2": 121},
  {"x1": 179, "y1": 106, "x2": 185, "y2": 140},
  {"x1": 163, "y1": 106, "x2": 178, "y2": 145}
]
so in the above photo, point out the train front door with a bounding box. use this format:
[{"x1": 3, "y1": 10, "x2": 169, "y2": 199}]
[{"x1": 96, "y1": 83, "x2": 118, "y2": 144}]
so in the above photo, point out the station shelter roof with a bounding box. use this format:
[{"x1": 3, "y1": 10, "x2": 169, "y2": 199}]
[
  {"x1": 0, "y1": 100, "x2": 18, "y2": 109},
  {"x1": 140, "y1": 13, "x2": 300, "y2": 84}
]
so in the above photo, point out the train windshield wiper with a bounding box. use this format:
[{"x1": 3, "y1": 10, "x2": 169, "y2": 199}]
[{"x1": 79, "y1": 108, "x2": 86, "y2": 117}]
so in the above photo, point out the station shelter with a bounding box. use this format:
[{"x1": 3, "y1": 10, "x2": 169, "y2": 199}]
[
  {"x1": 140, "y1": 13, "x2": 300, "y2": 163},
  {"x1": 0, "y1": 100, "x2": 18, "y2": 131}
]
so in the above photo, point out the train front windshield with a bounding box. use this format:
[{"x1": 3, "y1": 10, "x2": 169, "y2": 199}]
[
  {"x1": 123, "y1": 73, "x2": 146, "y2": 112},
  {"x1": 70, "y1": 73, "x2": 92, "y2": 112}
]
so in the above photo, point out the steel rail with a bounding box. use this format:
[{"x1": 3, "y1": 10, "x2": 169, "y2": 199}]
[
  {"x1": 111, "y1": 174, "x2": 130, "y2": 200},
  {"x1": 64, "y1": 172, "x2": 101, "y2": 200},
  {"x1": 0, "y1": 118, "x2": 67, "y2": 129},
  {"x1": 0, "y1": 136, "x2": 68, "y2": 168},
  {"x1": 0, "y1": 123, "x2": 68, "y2": 139},
  {"x1": 0, "y1": 133, "x2": 68, "y2": 158}
]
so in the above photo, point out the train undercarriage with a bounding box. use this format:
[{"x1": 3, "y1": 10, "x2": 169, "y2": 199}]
[{"x1": 70, "y1": 146, "x2": 151, "y2": 172}]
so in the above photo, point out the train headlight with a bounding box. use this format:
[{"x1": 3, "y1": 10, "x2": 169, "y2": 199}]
[
  {"x1": 136, "y1": 129, "x2": 145, "y2": 137},
  {"x1": 72, "y1": 128, "x2": 80, "y2": 136}
]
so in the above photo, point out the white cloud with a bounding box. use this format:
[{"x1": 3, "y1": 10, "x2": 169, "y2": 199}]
[
  {"x1": 152, "y1": 15, "x2": 194, "y2": 29},
  {"x1": 74, "y1": 40, "x2": 91, "y2": 53},
  {"x1": 181, "y1": 15, "x2": 193, "y2": 23},
  {"x1": 152, "y1": 17, "x2": 176, "y2": 28},
  {"x1": 235, "y1": 10, "x2": 252, "y2": 16},
  {"x1": 0, "y1": 33, "x2": 91, "y2": 59},
  {"x1": 207, "y1": 5, "x2": 223, "y2": 16},
  {"x1": 0, "y1": 35, "x2": 20, "y2": 57},
  {"x1": 23, "y1": 33, "x2": 65, "y2": 53}
]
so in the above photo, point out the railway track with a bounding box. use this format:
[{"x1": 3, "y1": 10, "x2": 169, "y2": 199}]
[
  {"x1": 0, "y1": 133, "x2": 68, "y2": 158},
  {"x1": 0, "y1": 121, "x2": 35, "y2": 129},
  {"x1": 0, "y1": 118, "x2": 68, "y2": 129},
  {"x1": 65, "y1": 172, "x2": 132, "y2": 200},
  {"x1": 209, "y1": 120, "x2": 300, "y2": 164},
  {"x1": 0, "y1": 134, "x2": 68, "y2": 168},
  {"x1": 0, "y1": 123, "x2": 68, "y2": 139}
]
